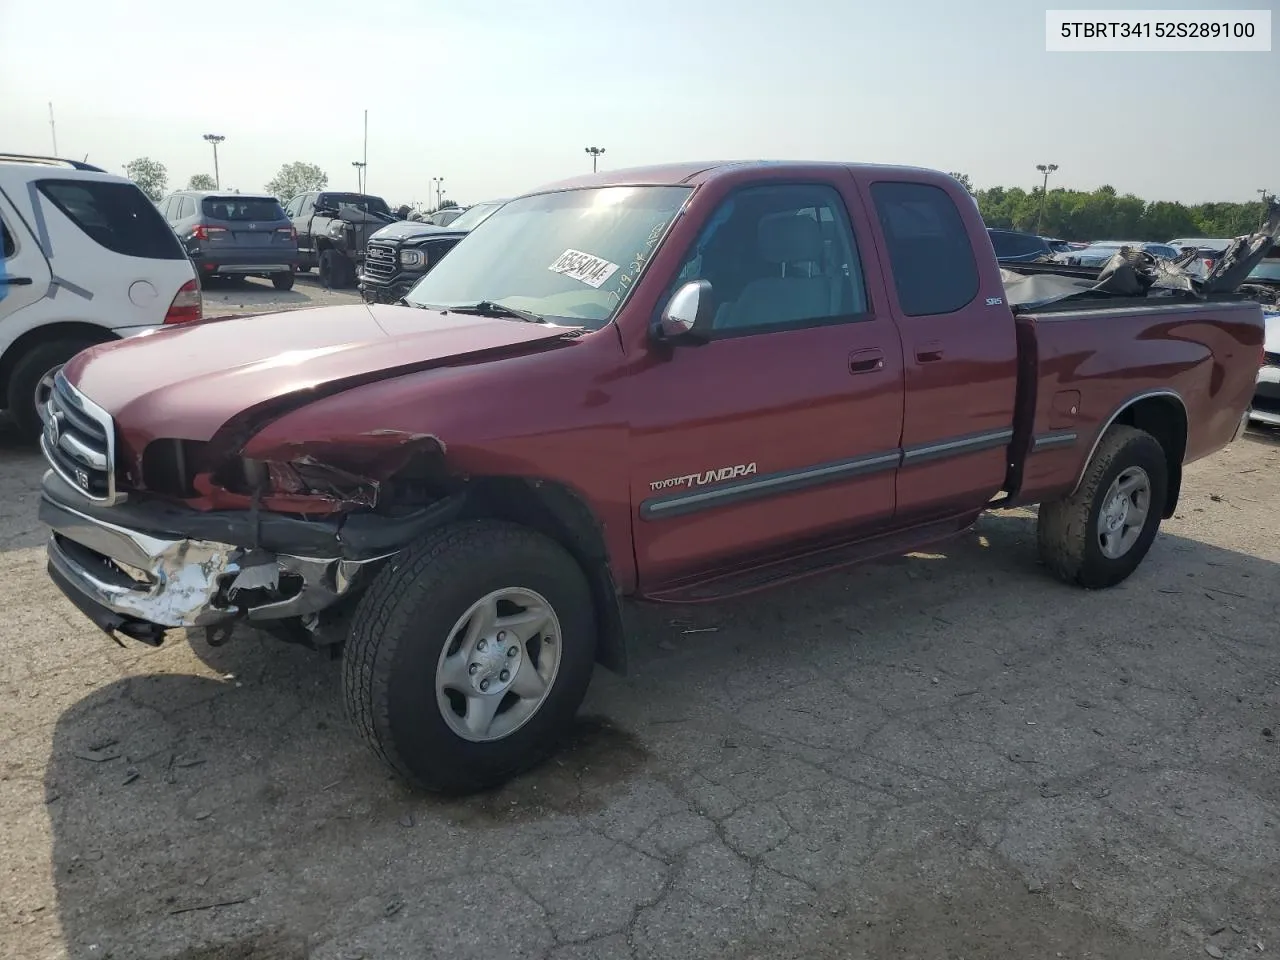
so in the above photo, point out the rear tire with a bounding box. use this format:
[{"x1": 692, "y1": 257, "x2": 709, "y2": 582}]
[
  {"x1": 1037, "y1": 425, "x2": 1168, "y2": 589},
  {"x1": 342, "y1": 520, "x2": 598, "y2": 794},
  {"x1": 6, "y1": 338, "x2": 103, "y2": 442},
  {"x1": 271, "y1": 272, "x2": 295, "y2": 291},
  {"x1": 318, "y1": 249, "x2": 340, "y2": 289}
]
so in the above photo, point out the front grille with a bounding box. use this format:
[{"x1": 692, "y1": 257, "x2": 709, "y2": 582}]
[
  {"x1": 363, "y1": 242, "x2": 397, "y2": 281},
  {"x1": 40, "y1": 372, "x2": 120, "y2": 504},
  {"x1": 1265, "y1": 350, "x2": 1280, "y2": 367}
]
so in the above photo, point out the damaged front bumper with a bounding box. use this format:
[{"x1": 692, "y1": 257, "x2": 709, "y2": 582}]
[{"x1": 39, "y1": 471, "x2": 396, "y2": 644}]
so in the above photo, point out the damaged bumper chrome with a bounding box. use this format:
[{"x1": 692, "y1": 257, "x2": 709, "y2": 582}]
[{"x1": 39, "y1": 474, "x2": 389, "y2": 640}]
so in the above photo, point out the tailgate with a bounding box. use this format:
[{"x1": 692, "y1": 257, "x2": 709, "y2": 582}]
[{"x1": 201, "y1": 197, "x2": 291, "y2": 251}]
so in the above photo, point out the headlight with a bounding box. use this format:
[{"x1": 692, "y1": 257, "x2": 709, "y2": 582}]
[{"x1": 399, "y1": 249, "x2": 426, "y2": 268}]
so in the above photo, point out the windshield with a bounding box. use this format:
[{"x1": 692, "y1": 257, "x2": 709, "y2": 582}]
[
  {"x1": 404, "y1": 186, "x2": 692, "y2": 328},
  {"x1": 1248, "y1": 261, "x2": 1280, "y2": 281},
  {"x1": 201, "y1": 197, "x2": 285, "y2": 221},
  {"x1": 447, "y1": 201, "x2": 504, "y2": 232},
  {"x1": 320, "y1": 193, "x2": 389, "y2": 215}
]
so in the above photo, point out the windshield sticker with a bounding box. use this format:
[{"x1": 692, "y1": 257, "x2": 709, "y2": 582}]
[{"x1": 549, "y1": 249, "x2": 620, "y2": 289}]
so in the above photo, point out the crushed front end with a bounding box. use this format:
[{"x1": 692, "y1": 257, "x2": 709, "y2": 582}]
[{"x1": 37, "y1": 371, "x2": 455, "y2": 647}]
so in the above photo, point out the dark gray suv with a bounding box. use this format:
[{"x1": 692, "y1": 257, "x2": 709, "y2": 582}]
[{"x1": 159, "y1": 191, "x2": 300, "y2": 289}]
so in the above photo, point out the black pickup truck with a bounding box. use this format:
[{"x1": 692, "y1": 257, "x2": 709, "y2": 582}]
[
  {"x1": 284, "y1": 191, "x2": 401, "y2": 289},
  {"x1": 360, "y1": 199, "x2": 505, "y2": 303}
]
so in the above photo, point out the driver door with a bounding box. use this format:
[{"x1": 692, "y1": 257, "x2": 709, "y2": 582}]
[{"x1": 625, "y1": 179, "x2": 906, "y2": 591}]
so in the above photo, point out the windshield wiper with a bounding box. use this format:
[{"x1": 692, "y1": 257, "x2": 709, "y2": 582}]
[{"x1": 444, "y1": 300, "x2": 547, "y2": 324}]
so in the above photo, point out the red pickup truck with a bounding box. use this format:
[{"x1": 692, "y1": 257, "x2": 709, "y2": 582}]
[{"x1": 37, "y1": 161, "x2": 1266, "y2": 793}]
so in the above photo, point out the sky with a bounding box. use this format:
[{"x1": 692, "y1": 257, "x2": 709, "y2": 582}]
[{"x1": 1, "y1": 0, "x2": 1275, "y2": 207}]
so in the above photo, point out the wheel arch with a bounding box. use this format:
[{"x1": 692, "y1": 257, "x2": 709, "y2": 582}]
[
  {"x1": 455, "y1": 476, "x2": 628, "y2": 676},
  {"x1": 0, "y1": 321, "x2": 118, "y2": 407},
  {"x1": 1072, "y1": 390, "x2": 1188, "y2": 518}
]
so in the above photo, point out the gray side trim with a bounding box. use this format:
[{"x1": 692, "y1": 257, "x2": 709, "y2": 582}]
[
  {"x1": 901, "y1": 428, "x2": 1014, "y2": 465},
  {"x1": 640, "y1": 450, "x2": 900, "y2": 521},
  {"x1": 26, "y1": 181, "x2": 54, "y2": 258},
  {"x1": 640, "y1": 426, "x2": 1015, "y2": 521},
  {"x1": 1032, "y1": 430, "x2": 1078, "y2": 451},
  {"x1": 47, "y1": 275, "x2": 94, "y2": 301},
  {"x1": 1069, "y1": 388, "x2": 1187, "y2": 497}
]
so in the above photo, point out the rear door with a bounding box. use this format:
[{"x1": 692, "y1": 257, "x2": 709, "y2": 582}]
[
  {"x1": 862, "y1": 178, "x2": 1018, "y2": 522},
  {"x1": 293, "y1": 194, "x2": 317, "y2": 261},
  {"x1": 0, "y1": 186, "x2": 53, "y2": 337}
]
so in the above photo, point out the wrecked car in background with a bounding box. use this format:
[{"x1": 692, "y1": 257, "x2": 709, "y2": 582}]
[
  {"x1": 1242, "y1": 251, "x2": 1280, "y2": 427},
  {"x1": 359, "y1": 199, "x2": 506, "y2": 304},
  {"x1": 37, "y1": 161, "x2": 1269, "y2": 794}
]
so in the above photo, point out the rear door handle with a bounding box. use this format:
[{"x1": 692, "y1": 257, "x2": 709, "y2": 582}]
[
  {"x1": 848, "y1": 348, "x2": 885, "y2": 374},
  {"x1": 916, "y1": 340, "x2": 944, "y2": 363}
]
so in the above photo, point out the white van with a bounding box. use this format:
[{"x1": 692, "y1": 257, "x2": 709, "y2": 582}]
[{"x1": 0, "y1": 154, "x2": 201, "y2": 439}]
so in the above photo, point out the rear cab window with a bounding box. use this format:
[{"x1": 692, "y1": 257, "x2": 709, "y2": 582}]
[
  {"x1": 36, "y1": 179, "x2": 186, "y2": 260},
  {"x1": 201, "y1": 197, "x2": 287, "y2": 221},
  {"x1": 869, "y1": 181, "x2": 979, "y2": 316}
]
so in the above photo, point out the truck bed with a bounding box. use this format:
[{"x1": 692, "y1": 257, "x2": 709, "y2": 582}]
[{"x1": 1007, "y1": 298, "x2": 1263, "y2": 507}]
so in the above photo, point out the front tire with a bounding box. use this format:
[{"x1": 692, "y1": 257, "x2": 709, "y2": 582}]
[
  {"x1": 1037, "y1": 425, "x2": 1168, "y2": 589},
  {"x1": 6, "y1": 338, "x2": 103, "y2": 442},
  {"x1": 342, "y1": 520, "x2": 598, "y2": 793}
]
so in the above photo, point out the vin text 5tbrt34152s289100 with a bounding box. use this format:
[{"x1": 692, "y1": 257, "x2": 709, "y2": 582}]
[{"x1": 36, "y1": 160, "x2": 1268, "y2": 792}]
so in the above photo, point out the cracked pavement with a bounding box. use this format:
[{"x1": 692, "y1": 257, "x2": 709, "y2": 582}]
[{"x1": 1, "y1": 417, "x2": 1278, "y2": 960}]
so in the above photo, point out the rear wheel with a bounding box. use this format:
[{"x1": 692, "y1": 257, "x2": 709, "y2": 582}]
[
  {"x1": 1037, "y1": 425, "x2": 1168, "y2": 589},
  {"x1": 271, "y1": 271, "x2": 295, "y2": 291},
  {"x1": 6, "y1": 338, "x2": 103, "y2": 442},
  {"x1": 342, "y1": 520, "x2": 597, "y2": 793},
  {"x1": 318, "y1": 249, "x2": 341, "y2": 288}
]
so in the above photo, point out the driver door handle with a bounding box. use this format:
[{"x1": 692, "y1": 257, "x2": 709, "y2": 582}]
[
  {"x1": 849, "y1": 348, "x2": 885, "y2": 374},
  {"x1": 916, "y1": 340, "x2": 945, "y2": 362},
  {"x1": 0, "y1": 276, "x2": 33, "y2": 286}
]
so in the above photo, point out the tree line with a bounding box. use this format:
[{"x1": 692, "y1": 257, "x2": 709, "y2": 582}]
[
  {"x1": 123, "y1": 158, "x2": 1270, "y2": 241},
  {"x1": 949, "y1": 172, "x2": 1275, "y2": 241},
  {"x1": 123, "y1": 157, "x2": 331, "y2": 202}
]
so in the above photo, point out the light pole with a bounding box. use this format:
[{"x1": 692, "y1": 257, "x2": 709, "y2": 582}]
[
  {"x1": 352, "y1": 161, "x2": 367, "y2": 192},
  {"x1": 585, "y1": 146, "x2": 606, "y2": 173},
  {"x1": 431, "y1": 177, "x2": 444, "y2": 209},
  {"x1": 1035, "y1": 163, "x2": 1058, "y2": 235},
  {"x1": 203, "y1": 134, "x2": 225, "y2": 188}
]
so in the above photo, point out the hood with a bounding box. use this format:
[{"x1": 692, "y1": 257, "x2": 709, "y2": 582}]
[
  {"x1": 369, "y1": 220, "x2": 461, "y2": 242},
  {"x1": 63, "y1": 304, "x2": 578, "y2": 444}
]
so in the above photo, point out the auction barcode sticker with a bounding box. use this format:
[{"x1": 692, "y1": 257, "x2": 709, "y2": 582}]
[
  {"x1": 548, "y1": 249, "x2": 620, "y2": 288},
  {"x1": 1046, "y1": 9, "x2": 1271, "y2": 51}
]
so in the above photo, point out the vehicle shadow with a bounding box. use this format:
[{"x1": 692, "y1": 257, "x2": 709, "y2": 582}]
[{"x1": 37, "y1": 508, "x2": 1280, "y2": 959}]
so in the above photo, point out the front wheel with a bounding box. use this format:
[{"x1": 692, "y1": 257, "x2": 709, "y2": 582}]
[
  {"x1": 1037, "y1": 425, "x2": 1168, "y2": 589},
  {"x1": 342, "y1": 520, "x2": 598, "y2": 793}
]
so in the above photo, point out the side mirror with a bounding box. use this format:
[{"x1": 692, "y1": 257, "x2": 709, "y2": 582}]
[{"x1": 654, "y1": 279, "x2": 714, "y2": 345}]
